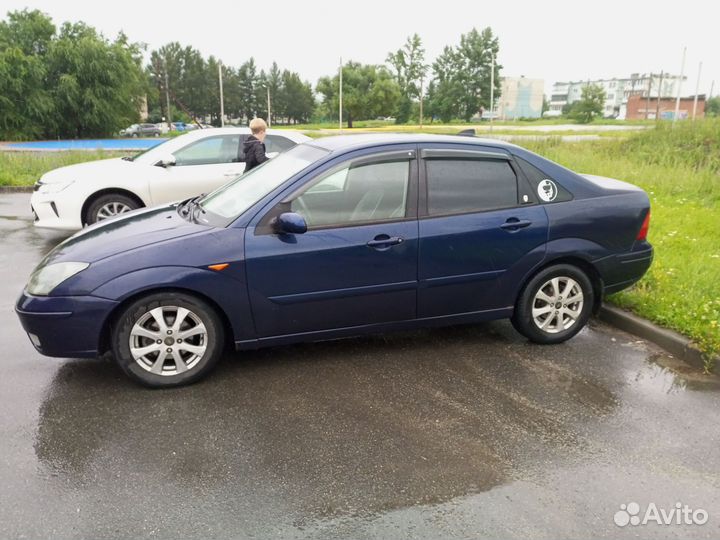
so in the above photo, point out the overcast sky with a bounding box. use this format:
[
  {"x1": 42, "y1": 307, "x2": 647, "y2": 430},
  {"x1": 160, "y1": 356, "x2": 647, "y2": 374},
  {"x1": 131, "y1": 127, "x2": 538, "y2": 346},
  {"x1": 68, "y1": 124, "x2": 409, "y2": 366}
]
[{"x1": 1, "y1": 0, "x2": 717, "y2": 97}]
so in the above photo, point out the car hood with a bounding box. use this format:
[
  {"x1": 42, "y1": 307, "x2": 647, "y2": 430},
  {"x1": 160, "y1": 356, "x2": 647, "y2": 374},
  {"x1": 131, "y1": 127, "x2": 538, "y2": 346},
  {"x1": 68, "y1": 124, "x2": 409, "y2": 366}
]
[
  {"x1": 39, "y1": 157, "x2": 138, "y2": 184},
  {"x1": 40, "y1": 204, "x2": 207, "y2": 265}
]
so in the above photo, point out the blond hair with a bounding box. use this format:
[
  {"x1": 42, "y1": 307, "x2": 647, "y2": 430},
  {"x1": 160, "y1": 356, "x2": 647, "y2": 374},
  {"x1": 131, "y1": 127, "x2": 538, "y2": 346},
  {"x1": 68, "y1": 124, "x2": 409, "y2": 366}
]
[{"x1": 249, "y1": 117, "x2": 267, "y2": 134}]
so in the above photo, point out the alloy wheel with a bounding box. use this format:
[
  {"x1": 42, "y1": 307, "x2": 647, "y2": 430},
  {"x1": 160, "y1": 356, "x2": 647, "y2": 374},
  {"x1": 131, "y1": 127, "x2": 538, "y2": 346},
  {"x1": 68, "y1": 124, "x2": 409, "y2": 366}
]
[
  {"x1": 129, "y1": 306, "x2": 208, "y2": 376},
  {"x1": 96, "y1": 202, "x2": 132, "y2": 221},
  {"x1": 531, "y1": 276, "x2": 584, "y2": 334}
]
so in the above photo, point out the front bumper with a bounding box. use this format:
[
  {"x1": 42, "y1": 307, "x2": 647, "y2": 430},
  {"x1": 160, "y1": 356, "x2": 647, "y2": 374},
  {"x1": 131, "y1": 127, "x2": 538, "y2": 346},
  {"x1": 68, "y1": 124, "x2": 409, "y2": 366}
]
[
  {"x1": 30, "y1": 190, "x2": 83, "y2": 231},
  {"x1": 15, "y1": 292, "x2": 118, "y2": 358}
]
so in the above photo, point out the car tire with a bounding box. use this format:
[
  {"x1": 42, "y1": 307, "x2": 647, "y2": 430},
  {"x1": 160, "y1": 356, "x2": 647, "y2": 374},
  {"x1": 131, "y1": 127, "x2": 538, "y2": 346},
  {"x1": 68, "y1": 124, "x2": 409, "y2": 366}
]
[
  {"x1": 85, "y1": 193, "x2": 140, "y2": 225},
  {"x1": 511, "y1": 264, "x2": 594, "y2": 344},
  {"x1": 112, "y1": 292, "x2": 225, "y2": 388}
]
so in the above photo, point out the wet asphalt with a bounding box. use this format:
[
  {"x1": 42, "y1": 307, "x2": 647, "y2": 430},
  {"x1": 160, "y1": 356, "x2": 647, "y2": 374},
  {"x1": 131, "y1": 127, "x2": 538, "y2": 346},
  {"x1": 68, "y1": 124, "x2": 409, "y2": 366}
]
[{"x1": 1, "y1": 192, "x2": 719, "y2": 539}]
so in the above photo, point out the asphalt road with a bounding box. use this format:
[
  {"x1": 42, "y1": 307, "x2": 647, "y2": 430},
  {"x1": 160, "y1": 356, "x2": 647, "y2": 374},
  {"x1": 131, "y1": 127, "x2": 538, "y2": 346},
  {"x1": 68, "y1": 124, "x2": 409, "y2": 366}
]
[{"x1": 1, "y1": 193, "x2": 719, "y2": 540}]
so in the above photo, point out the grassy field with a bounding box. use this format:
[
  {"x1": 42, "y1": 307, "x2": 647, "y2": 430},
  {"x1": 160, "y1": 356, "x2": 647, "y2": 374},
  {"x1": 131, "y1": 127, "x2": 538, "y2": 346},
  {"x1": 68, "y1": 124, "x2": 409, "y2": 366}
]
[
  {"x1": 1, "y1": 121, "x2": 717, "y2": 366},
  {"x1": 0, "y1": 151, "x2": 129, "y2": 187}
]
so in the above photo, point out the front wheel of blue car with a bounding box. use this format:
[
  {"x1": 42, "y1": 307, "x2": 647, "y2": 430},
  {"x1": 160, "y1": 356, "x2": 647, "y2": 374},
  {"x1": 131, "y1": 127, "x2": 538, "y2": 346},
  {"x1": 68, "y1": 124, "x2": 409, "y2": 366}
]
[
  {"x1": 511, "y1": 264, "x2": 594, "y2": 345},
  {"x1": 112, "y1": 292, "x2": 225, "y2": 388}
]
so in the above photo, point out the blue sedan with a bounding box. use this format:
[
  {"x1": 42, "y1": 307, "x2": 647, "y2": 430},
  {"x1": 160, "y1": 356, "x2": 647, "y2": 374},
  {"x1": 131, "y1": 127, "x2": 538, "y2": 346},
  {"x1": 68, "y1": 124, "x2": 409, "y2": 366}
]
[{"x1": 16, "y1": 134, "x2": 653, "y2": 387}]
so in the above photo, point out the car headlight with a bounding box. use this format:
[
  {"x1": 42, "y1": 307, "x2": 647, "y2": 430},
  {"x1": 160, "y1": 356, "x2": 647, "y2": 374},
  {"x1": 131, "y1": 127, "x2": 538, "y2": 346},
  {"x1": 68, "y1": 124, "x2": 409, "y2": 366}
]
[
  {"x1": 26, "y1": 262, "x2": 89, "y2": 296},
  {"x1": 37, "y1": 179, "x2": 74, "y2": 194}
]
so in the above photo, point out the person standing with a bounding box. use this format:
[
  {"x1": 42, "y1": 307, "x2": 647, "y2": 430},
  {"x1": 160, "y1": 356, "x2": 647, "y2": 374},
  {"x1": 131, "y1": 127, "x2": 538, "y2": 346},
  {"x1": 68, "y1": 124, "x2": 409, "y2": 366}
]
[{"x1": 243, "y1": 118, "x2": 269, "y2": 173}]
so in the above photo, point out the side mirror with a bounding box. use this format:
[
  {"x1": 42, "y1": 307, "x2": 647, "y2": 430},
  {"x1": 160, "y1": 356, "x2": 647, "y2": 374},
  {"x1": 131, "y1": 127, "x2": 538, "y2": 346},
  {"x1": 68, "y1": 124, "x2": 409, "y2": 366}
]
[
  {"x1": 156, "y1": 154, "x2": 176, "y2": 168},
  {"x1": 273, "y1": 212, "x2": 307, "y2": 235}
]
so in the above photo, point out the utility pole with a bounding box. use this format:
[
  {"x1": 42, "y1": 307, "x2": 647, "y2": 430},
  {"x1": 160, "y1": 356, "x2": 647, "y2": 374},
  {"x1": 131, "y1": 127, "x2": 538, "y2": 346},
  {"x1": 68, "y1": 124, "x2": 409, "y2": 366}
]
[
  {"x1": 655, "y1": 70, "x2": 664, "y2": 121},
  {"x1": 164, "y1": 61, "x2": 172, "y2": 131},
  {"x1": 692, "y1": 61, "x2": 702, "y2": 120},
  {"x1": 645, "y1": 74, "x2": 652, "y2": 120},
  {"x1": 267, "y1": 86, "x2": 271, "y2": 127},
  {"x1": 674, "y1": 46, "x2": 686, "y2": 124},
  {"x1": 489, "y1": 53, "x2": 495, "y2": 132},
  {"x1": 218, "y1": 61, "x2": 225, "y2": 127},
  {"x1": 710, "y1": 80, "x2": 715, "y2": 99},
  {"x1": 339, "y1": 57, "x2": 343, "y2": 132}
]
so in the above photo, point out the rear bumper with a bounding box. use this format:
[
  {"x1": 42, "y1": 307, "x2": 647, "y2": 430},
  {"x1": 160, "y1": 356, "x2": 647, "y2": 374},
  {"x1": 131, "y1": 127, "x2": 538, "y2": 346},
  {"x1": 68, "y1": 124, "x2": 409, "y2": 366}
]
[
  {"x1": 15, "y1": 292, "x2": 118, "y2": 358},
  {"x1": 597, "y1": 244, "x2": 654, "y2": 295}
]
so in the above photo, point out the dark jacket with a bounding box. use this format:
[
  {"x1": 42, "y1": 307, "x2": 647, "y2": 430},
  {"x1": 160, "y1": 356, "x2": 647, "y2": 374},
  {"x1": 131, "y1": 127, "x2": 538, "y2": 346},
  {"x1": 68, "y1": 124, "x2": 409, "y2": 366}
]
[{"x1": 243, "y1": 135, "x2": 268, "y2": 173}]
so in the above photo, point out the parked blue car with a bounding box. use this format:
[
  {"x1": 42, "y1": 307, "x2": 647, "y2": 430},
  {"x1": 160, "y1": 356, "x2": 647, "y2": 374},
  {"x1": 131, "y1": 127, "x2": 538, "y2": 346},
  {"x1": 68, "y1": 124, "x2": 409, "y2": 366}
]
[{"x1": 16, "y1": 134, "x2": 653, "y2": 387}]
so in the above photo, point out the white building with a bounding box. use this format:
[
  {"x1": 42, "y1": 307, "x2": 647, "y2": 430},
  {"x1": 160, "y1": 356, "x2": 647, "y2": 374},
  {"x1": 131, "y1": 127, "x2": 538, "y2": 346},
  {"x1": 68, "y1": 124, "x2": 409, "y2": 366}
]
[
  {"x1": 548, "y1": 73, "x2": 685, "y2": 118},
  {"x1": 496, "y1": 77, "x2": 544, "y2": 119}
]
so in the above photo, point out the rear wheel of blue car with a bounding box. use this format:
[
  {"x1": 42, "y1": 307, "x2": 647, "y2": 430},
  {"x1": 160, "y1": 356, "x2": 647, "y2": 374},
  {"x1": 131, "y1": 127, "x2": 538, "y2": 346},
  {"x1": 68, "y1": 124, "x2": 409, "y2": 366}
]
[
  {"x1": 511, "y1": 264, "x2": 594, "y2": 344},
  {"x1": 112, "y1": 292, "x2": 225, "y2": 388}
]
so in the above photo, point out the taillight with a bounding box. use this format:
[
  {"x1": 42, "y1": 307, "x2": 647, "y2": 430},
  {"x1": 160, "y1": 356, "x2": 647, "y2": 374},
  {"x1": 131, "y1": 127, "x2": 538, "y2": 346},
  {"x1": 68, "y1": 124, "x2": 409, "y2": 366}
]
[{"x1": 637, "y1": 210, "x2": 650, "y2": 241}]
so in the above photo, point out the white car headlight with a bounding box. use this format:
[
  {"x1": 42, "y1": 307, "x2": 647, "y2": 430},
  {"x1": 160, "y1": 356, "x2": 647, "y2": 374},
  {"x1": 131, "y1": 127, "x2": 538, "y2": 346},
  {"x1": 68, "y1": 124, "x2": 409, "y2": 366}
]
[
  {"x1": 38, "y1": 179, "x2": 74, "y2": 194},
  {"x1": 26, "y1": 262, "x2": 89, "y2": 296}
]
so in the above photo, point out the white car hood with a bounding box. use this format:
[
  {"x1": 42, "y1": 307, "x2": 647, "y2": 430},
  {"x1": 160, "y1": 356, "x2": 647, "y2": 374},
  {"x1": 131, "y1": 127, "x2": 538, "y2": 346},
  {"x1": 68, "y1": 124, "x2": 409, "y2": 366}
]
[{"x1": 40, "y1": 157, "x2": 137, "y2": 184}]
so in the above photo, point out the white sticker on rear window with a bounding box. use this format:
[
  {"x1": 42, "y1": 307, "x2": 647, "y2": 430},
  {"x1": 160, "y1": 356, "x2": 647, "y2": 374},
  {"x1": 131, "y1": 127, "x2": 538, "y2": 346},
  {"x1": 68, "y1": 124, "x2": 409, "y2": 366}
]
[{"x1": 538, "y1": 179, "x2": 558, "y2": 202}]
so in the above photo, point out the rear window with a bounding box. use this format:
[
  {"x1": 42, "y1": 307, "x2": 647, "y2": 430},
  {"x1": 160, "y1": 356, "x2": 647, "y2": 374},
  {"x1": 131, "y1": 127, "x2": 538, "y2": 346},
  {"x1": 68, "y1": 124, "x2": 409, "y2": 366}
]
[
  {"x1": 265, "y1": 135, "x2": 295, "y2": 153},
  {"x1": 514, "y1": 156, "x2": 573, "y2": 203},
  {"x1": 426, "y1": 159, "x2": 517, "y2": 215}
]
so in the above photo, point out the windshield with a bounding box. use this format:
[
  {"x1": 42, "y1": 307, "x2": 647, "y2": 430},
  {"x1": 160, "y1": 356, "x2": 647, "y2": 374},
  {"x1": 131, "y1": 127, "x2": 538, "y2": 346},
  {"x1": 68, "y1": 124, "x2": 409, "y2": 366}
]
[{"x1": 198, "y1": 144, "x2": 329, "y2": 223}]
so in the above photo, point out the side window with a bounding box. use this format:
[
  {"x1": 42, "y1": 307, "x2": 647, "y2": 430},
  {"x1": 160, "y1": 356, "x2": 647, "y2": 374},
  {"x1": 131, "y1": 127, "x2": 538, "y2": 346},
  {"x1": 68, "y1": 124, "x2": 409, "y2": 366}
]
[
  {"x1": 265, "y1": 135, "x2": 295, "y2": 154},
  {"x1": 173, "y1": 135, "x2": 240, "y2": 166},
  {"x1": 290, "y1": 160, "x2": 410, "y2": 228},
  {"x1": 426, "y1": 158, "x2": 517, "y2": 216},
  {"x1": 514, "y1": 156, "x2": 574, "y2": 203}
]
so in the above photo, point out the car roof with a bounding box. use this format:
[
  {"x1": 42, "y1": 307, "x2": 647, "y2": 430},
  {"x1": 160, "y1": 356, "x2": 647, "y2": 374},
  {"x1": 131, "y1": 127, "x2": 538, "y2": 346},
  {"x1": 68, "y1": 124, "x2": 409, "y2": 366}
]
[
  {"x1": 308, "y1": 133, "x2": 519, "y2": 153},
  {"x1": 174, "y1": 126, "x2": 311, "y2": 143}
]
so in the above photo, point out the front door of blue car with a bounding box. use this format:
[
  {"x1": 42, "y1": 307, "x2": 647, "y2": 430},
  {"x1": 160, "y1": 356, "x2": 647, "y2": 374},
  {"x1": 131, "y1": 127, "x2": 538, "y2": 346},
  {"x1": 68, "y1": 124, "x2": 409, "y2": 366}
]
[
  {"x1": 244, "y1": 147, "x2": 419, "y2": 338},
  {"x1": 417, "y1": 145, "x2": 549, "y2": 318}
]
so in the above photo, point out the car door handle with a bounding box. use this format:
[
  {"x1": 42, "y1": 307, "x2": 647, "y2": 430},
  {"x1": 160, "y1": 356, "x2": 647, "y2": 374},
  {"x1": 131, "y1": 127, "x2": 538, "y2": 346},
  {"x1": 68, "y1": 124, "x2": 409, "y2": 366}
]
[
  {"x1": 500, "y1": 218, "x2": 532, "y2": 231},
  {"x1": 367, "y1": 235, "x2": 404, "y2": 249}
]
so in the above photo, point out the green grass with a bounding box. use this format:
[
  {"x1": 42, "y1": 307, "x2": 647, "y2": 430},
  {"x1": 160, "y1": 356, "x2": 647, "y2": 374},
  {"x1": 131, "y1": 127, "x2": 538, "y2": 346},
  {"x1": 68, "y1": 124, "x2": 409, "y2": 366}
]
[
  {"x1": 0, "y1": 151, "x2": 131, "y2": 187},
  {"x1": 522, "y1": 121, "x2": 720, "y2": 368}
]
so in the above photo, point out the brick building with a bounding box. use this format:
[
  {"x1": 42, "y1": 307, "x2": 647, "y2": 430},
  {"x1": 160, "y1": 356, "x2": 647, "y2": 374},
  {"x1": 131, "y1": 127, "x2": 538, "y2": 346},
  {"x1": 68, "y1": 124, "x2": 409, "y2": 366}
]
[{"x1": 625, "y1": 94, "x2": 705, "y2": 120}]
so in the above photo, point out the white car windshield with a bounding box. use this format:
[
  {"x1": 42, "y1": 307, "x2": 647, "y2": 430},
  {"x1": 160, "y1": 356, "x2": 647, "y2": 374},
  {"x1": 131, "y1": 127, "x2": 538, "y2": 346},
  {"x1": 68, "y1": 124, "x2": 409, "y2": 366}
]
[{"x1": 199, "y1": 144, "x2": 329, "y2": 221}]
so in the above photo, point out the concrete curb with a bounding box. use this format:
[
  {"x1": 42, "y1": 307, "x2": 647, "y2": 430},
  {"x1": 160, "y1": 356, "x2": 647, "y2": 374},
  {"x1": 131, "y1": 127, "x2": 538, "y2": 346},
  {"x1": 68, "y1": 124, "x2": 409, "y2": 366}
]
[
  {"x1": 0, "y1": 186, "x2": 32, "y2": 193},
  {"x1": 598, "y1": 304, "x2": 718, "y2": 373}
]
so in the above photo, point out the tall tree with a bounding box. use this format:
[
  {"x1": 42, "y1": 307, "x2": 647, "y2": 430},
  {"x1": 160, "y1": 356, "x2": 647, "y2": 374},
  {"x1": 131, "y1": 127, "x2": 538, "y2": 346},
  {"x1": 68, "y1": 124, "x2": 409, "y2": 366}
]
[
  {"x1": 266, "y1": 61, "x2": 282, "y2": 124},
  {"x1": 43, "y1": 22, "x2": 145, "y2": 138},
  {"x1": 281, "y1": 70, "x2": 314, "y2": 124},
  {"x1": 317, "y1": 62, "x2": 400, "y2": 127},
  {"x1": 0, "y1": 8, "x2": 55, "y2": 55},
  {"x1": 0, "y1": 9, "x2": 54, "y2": 139},
  {"x1": 428, "y1": 46, "x2": 464, "y2": 122},
  {"x1": 427, "y1": 27, "x2": 502, "y2": 122},
  {"x1": 237, "y1": 57, "x2": 259, "y2": 122},
  {"x1": 386, "y1": 33, "x2": 428, "y2": 123},
  {"x1": 456, "y1": 27, "x2": 501, "y2": 120}
]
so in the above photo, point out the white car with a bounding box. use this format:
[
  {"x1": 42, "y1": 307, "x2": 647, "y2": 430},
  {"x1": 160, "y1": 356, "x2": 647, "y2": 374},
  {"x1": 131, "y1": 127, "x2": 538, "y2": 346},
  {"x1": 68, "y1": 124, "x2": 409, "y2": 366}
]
[{"x1": 31, "y1": 128, "x2": 310, "y2": 230}]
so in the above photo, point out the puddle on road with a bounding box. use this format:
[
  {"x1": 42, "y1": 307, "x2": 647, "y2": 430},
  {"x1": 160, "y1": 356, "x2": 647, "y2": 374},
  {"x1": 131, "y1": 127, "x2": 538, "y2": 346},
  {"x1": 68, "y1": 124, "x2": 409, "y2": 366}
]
[{"x1": 635, "y1": 353, "x2": 720, "y2": 393}]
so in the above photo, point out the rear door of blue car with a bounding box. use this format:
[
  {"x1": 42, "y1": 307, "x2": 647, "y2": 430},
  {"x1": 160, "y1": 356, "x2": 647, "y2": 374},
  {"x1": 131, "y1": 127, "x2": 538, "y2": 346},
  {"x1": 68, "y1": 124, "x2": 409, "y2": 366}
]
[
  {"x1": 417, "y1": 144, "x2": 549, "y2": 318},
  {"x1": 244, "y1": 145, "x2": 420, "y2": 337}
]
